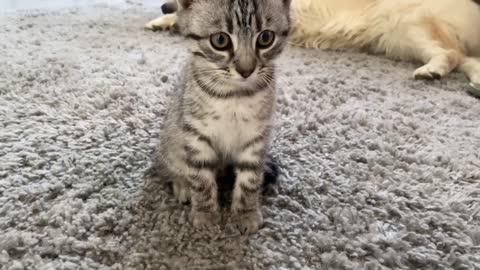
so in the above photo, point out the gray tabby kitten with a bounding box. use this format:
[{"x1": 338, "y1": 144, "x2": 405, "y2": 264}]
[{"x1": 153, "y1": 0, "x2": 291, "y2": 234}]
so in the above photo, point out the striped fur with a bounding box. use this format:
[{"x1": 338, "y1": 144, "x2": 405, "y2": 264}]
[
  {"x1": 289, "y1": 0, "x2": 480, "y2": 83},
  {"x1": 152, "y1": 0, "x2": 291, "y2": 234}
]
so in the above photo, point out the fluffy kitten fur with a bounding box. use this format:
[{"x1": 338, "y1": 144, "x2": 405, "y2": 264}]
[
  {"x1": 152, "y1": 0, "x2": 291, "y2": 234},
  {"x1": 146, "y1": 0, "x2": 480, "y2": 84}
]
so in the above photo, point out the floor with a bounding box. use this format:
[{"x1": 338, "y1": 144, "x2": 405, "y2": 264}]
[
  {"x1": 1, "y1": 3, "x2": 479, "y2": 270},
  {"x1": 0, "y1": 0, "x2": 161, "y2": 11}
]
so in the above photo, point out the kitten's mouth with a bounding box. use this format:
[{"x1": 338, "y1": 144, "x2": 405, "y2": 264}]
[{"x1": 234, "y1": 75, "x2": 256, "y2": 86}]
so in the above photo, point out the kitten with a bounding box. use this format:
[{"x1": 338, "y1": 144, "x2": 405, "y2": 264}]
[
  {"x1": 147, "y1": 0, "x2": 480, "y2": 84},
  {"x1": 151, "y1": 0, "x2": 291, "y2": 234}
]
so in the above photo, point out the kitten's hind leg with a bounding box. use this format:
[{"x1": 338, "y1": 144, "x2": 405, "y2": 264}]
[
  {"x1": 144, "y1": 14, "x2": 178, "y2": 31},
  {"x1": 172, "y1": 179, "x2": 190, "y2": 204},
  {"x1": 411, "y1": 17, "x2": 464, "y2": 80},
  {"x1": 147, "y1": 154, "x2": 190, "y2": 203},
  {"x1": 459, "y1": 57, "x2": 480, "y2": 84}
]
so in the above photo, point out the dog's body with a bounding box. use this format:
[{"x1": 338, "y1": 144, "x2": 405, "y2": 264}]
[{"x1": 146, "y1": 0, "x2": 480, "y2": 83}]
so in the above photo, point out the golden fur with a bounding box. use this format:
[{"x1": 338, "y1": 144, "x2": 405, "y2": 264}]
[
  {"x1": 288, "y1": 0, "x2": 480, "y2": 83},
  {"x1": 146, "y1": 0, "x2": 480, "y2": 83}
]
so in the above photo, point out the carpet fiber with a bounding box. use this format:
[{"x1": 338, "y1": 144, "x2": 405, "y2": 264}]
[{"x1": 1, "y1": 4, "x2": 480, "y2": 270}]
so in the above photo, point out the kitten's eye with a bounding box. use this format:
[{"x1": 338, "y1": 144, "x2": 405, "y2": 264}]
[
  {"x1": 257, "y1": 30, "x2": 275, "y2": 49},
  {"x1": 210, "y1": 32, "x2": 231, "y2": 50}
]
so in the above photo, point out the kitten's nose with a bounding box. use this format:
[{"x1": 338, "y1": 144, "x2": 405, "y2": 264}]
[{"x1": 235, "y1": 66, "x2": 255, "y2": 78}]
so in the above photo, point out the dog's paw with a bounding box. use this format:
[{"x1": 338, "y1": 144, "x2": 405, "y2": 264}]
[
  {"x1": 413, "y1": 64, "x2": 447, "y2": 80},
  {"x1": 469, "y1": 74, "x2": 480, "y2": 85},
  {"x1": 144, "y1": 14, "x2": 177, "y2": 31}
]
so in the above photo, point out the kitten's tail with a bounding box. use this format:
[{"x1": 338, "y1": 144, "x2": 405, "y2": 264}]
[
  {"x1": 161, "y1": 1, "x2": 178, "y2": 14},
  {"x1": 262, "y1": 155, "x2": 280, "y2": 192}
]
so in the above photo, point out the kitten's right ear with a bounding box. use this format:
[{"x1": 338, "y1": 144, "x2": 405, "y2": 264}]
[{"x1": 177, "y1": 0, "x2": 194, "y2": 9}]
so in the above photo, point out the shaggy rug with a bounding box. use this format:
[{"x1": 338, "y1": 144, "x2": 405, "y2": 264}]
[{"x1": 1, "y1": 4, "x2": 479, "y2": 270}]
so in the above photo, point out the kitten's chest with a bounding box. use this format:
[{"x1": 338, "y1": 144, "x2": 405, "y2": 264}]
[{"x1": 203, "y1": 96, "x2": 268, "y2": 152}]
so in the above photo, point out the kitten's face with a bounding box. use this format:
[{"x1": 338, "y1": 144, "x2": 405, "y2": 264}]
[{"x1": 178, "y1": 0, "x2": 291, "y2": 90}]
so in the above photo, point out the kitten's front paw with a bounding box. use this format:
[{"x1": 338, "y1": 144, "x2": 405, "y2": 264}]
[
  {"x1": 190, "y1": 210, "x2": 221, "y2": 228},
  {"x1": 235, "y1": 210, "x2": 263, "y2": 234}
]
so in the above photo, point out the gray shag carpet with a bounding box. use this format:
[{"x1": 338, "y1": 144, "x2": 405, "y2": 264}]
[{"x1": 1, "y1": 4, "x2": 480, "y2": 270}]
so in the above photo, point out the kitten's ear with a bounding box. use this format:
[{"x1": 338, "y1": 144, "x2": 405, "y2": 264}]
[{"x1": 177, "y1": 0, "x2": 194, "y2": 9}]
